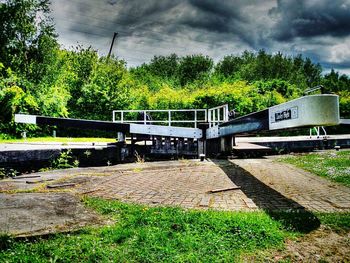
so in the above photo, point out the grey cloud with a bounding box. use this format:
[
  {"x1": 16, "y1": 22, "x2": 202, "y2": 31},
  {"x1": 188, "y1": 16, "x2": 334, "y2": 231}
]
[
  {"x1": 51, "y1": 0, "x2": 350, "y2": 74},
  {"x1": 63, "y1": 0, "x2": 269, "y2": 49},
  {"x1": 270, "y1": 0, "x2": 350, "y2": 41},
  {"x1": 188, "y1": 0, "x2": 245, "y2": 20}
]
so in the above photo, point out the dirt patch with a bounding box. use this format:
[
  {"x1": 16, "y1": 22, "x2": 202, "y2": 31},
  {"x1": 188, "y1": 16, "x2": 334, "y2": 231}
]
[
  {"x1": 249, "y1": 227, "x2": 350, "y2": 262},
  {"x1": 278, "y1": 228, "x2": 350, "y2": 262},
  {"x1": 0, "y1": 193, "x2": 102, "y2": 237}
]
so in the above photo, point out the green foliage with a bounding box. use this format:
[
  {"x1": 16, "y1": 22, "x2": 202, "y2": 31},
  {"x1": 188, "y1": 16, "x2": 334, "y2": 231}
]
[
  {"x1": 0, "y1": 167, "x2": 18, "y2": 179},
  {"x1": 253, "y1": 79, "x2": 302, "y2": 98},
  {"x1": 316, "y1": 212, "x2": 350, "y2": 232},
  {"x1": 131, "y1": 54, "x2": 214, "y2": 89},
  {"x1": 148, "y1": 54, "x2": 179, "y2": 78},
  {"x1": 339, "y1": 91, "x2": 350, "y2": 118},
  {"x1": 0, "y1": 67, "x2": 39, "y2": 135},
  {"x1": 51, "y1": 149, "x2": 79, "y2": 169},
  {"x1": 178, "y1": 54, "x2": 213, "y2": 86},
  {"x1": 0, "y1": 0, "x2": 349, "y2": 137},
  {"x1": 0, "y1": 0, "x2": 58, "y2": 80},
  {"x1": 214, "y1": 51, "x2": 322, "y2": 90},
  {"x1": 75, "y1": 57, "x2": 133, "y2": 120}
]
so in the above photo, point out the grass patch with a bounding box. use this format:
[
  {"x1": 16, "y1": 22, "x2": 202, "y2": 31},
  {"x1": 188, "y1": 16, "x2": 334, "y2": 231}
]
[
  {"x1": 316, "y1": 212, "x2": 350, "y2": 232},
  {"x1": 0, "y1": 198, "x2": 290, "y2": 262},
  {"x1": 0, "y1": 137, "x2": 116, "y2": 143},
  {"x1": 278, "y1": 150, "x2": 350, "y2": 187},
  {"x1": 1, "y1": 198, "x2": 348, "y2": 262}
]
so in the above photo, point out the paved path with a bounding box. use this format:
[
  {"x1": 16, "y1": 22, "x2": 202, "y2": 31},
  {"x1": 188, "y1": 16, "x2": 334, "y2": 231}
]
[
  {"x1": 77, "y1": 159, "x2": 350, "y2": 212},
  {"x1": 2, "y1": 158, "x2": 350, "y2": 213},
  {"x1": 232, "y1": 158, "x2": 350, "y2": 212},
  {"x1": 1, "y1": 157, "x2": 350, "y2": 236},
  {"x1": 80, "y1": 160, "x2": 255, "y2": 210}
]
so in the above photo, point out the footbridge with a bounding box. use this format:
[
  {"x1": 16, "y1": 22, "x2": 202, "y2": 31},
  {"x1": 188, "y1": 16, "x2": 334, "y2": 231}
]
[{"x1": 15, "y1": 94, "x2": 346, "y2": 157}]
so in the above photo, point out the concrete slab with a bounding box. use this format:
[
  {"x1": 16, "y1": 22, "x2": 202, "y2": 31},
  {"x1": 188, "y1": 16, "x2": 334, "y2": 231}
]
[{"x1": 0, "y1": 193, "x2": 101, "y2": 237}]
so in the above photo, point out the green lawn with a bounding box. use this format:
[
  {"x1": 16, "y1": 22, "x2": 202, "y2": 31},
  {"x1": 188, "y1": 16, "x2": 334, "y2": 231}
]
[
  {"x1": 1, "y1": 198, "x2": 349, "y2": 262},
  {"x1": 279, "y1": 150, "x2": 350, "y2": 187},
  {"x1": 0, "y1": 137, "x2": 116, "y2": 144},
  {"x1": 0, "y1": 198, "x2": 288, "y2": 262}
]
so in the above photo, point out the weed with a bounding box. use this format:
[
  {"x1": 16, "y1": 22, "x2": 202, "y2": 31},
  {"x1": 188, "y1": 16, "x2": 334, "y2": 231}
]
[
  {"x1": 0, "y1": 168, "x2": 18, "y2": 179},
  {"x1": 134, "y1": 150, "x2": 145, "y2": 163},
  {"x1": 83, "y1": 150, "x2": 92, "y2": 158},
  {"x1": 51, "y1": 149, "x2": 79, "y2": 170},
  {"x1": 0, "y1": 233, "x2": 13, "y2": 250}
]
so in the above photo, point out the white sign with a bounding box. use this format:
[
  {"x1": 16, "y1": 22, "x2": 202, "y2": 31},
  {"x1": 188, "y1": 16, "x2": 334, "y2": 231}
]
[{"x1": 269, "y1": 95, "x2": 339, "y2": 130}]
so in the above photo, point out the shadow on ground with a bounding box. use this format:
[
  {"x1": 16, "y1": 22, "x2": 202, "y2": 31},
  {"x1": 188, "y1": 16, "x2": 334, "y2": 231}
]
[{"x1": 212, "y1": 159, "x2": 320, "y2": 233}]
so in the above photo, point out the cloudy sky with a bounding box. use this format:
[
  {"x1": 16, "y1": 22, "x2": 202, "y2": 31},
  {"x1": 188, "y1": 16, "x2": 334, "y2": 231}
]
[{"x1": 51, "y1": 0, "x2": 350, "y2": 75}]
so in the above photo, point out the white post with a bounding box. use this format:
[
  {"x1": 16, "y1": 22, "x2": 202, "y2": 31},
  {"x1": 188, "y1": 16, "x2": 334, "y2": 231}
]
[
  {"x1": 213, "y1": 110, "x2": 216, "y2": 126},
  {"x1": 194, "y1": 110, "x2": 197, "y2": 128},
  {"x1": 217, "y1": 108, "x2": 220, "y2": 123},
  {"x1": 208, "y1": 110, "x2": 211, "y2": 127},
  {"x1": 225, "y1": 105, "x2": 229, "y2": 121},
  {"x1": 168, "y1": 111, "x2": 171, "y2": 126}
]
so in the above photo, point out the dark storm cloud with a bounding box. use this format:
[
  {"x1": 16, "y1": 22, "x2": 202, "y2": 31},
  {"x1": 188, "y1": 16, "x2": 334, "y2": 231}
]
[
  {"x1": 270, "y1": 0, "x2": 350, "y2": 41},
  {"x1": 60, "y1": 0, "x2": 184, "y2": 42},
  {"x1": 51, "y1": 0, "x2": 350, "y2": 74},
  {"x1": 177, "y1": 0, "x2": 248, "y2": 44},
  {"x1": 185, "y1": 0, "x2": 247, "y2": 32},
  {"x1": 66, "y1": 0, "x2": 264, "y2": 47},
  {"x1": 107, "y1": 0, "x2": 182, "y2": 25}
]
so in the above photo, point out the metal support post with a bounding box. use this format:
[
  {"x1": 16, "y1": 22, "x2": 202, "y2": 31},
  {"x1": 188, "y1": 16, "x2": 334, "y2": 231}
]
[
  {"x1": 220, "y1": 135, "x2": 234, "y2": 153},
  {"x1": 117, "y1": 132, "x2": 125, "y2": 143}
]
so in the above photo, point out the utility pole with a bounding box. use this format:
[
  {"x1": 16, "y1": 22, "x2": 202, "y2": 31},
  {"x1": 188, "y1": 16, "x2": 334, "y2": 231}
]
[{"x1": 107, "y1": 32, "x2": 118, "y2": 59}]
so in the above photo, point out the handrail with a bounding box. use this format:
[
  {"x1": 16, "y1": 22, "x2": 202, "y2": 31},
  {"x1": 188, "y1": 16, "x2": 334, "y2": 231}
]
[
  {"x1": 208, "y1": 104, "x2": 229, "y2": 127},
  {"x1": 113, "y1": 105, "x2": 230, "y2": 128},
  {"x1": 112, "y1": 109, "x2": 207, "y2": 128}
]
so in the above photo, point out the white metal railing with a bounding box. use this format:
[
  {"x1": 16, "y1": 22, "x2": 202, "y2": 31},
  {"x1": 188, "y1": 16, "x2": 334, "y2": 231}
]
[
  {"x1": 208, "y1": 104, "x2": 229, "y2": 127},
  {"x1": 309, "y1": 126, "x2": 327, "y2": 138},
  {"x1": 112, "y1": 109, "x2": 207, "y2": 128}
]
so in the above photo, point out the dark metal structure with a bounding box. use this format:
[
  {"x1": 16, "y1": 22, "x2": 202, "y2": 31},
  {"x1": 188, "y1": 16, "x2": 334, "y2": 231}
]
[{"x1": 15, "y1": 94, "x2": 345, "y2": 158}]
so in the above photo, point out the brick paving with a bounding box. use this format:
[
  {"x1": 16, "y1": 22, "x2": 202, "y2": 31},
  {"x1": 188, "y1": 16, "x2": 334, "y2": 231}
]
[
  {"x1": 76, "y1": 158, "x2": 350, "y2": 212},
  {"x1": 79, "y1": 161, "x2": 252, "y2": 211},
  {"x1": 230, "y1": 158, "x2": 350, "y2": 212}
]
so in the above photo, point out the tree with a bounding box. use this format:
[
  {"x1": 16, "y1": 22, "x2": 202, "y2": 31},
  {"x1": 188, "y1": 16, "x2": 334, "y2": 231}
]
[
  {"x1": 0, "y1": 0, "x2": 58, "y2": 80},
  {"x1": 214, "y1": 55, "x2": 242, "y2": 79},
  {"x1": 74, "y1": 57, "x2": 133, "y2": 120},
  {"x1": 178, "y1": 55, "x2": 213, "y2": 86},
  {"x1": 148, "y1": 54, "x2": 179, "y2": 80},
  {"x1": 303, "y1": 58, "x2": 322, "y2": 88}
]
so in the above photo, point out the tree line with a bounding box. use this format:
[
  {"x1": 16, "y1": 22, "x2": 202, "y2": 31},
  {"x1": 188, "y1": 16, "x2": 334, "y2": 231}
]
[{"x1": 0, "y1": 0, "x2": 349, "y2": 138}]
